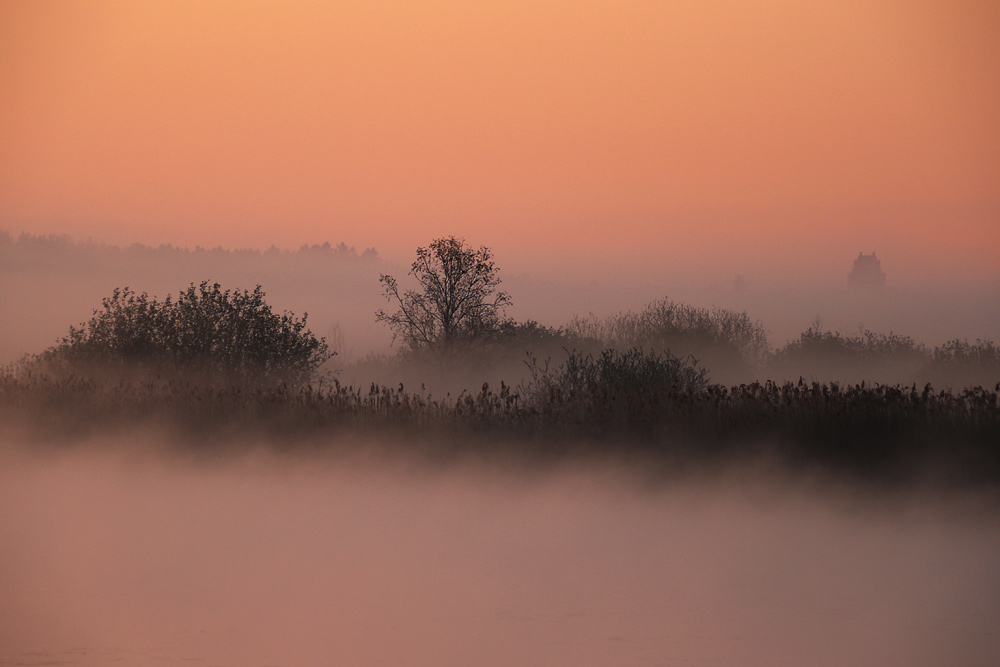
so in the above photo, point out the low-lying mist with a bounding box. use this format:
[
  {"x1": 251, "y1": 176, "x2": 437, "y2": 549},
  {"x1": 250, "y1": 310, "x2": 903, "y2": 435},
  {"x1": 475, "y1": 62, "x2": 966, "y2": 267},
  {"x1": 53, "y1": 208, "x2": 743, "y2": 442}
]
[
  {"x1": 1, "y1": 436, "x2": 998, "y2": 667},
  {"x1": 3, "y1": 231, "x2": 998, "y2": 664},
  {"x1": 3, "y1": 232, "x2": 998, "y2": 390}
]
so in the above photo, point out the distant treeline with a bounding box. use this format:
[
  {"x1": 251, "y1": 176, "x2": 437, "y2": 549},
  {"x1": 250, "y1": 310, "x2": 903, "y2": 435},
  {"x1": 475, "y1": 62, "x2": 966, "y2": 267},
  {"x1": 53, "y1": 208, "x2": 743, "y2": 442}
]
[
  {"x1": 2, "y1": 247, "x2": 999, "y2": 485},
  {"x1": 0, "y1": 230, "x2": 378, "y2": 270},
  {"x1": 0, "y1": 231, "x2": 391, "y2": 365},
  {"x1": 3, "y1": 230, "x2": 998, "y2": 389},
  {"x1": 344, "y1": 300, "x2": 1000, "y2": 392}
]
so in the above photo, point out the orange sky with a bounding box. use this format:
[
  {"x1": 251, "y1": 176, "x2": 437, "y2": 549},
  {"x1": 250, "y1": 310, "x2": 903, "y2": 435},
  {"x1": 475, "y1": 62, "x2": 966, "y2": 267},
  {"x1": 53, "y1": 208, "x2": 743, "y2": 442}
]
[{"x1": 1, "y1": 0, "x2": 998, "y2": 284}]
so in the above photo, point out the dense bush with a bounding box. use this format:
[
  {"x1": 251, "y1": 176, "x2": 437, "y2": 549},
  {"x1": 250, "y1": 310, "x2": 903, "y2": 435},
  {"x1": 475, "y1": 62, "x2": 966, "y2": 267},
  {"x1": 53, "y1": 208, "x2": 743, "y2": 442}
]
[
  {"x1": 568, "y1": 298, "x2": 769, "y2": 384},
  {"x1": 341, "y1": 319, "x2": 573, "y2": 396},
  {"x1": 922, "y1": 339, "x2": 1000, "y2": 389},
  {"x1": 34, "y1": 282, "x2": 331, "y2": 385},
  {"x1": 519, "y1": 348, "x2": 709, "y2": 429},
  {"x1": 526, "y1": 348, "x2": 708, "y2": 396},
  {"x1": 770, "y1": 326, "x2": 929, "y2": 385}
]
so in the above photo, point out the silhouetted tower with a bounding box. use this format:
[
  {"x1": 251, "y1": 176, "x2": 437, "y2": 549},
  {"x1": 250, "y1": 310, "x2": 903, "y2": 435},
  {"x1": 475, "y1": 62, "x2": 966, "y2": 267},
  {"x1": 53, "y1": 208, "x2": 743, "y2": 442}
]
[{"x1": 848, "y1": 252, "x2": 886, "y2": 289}]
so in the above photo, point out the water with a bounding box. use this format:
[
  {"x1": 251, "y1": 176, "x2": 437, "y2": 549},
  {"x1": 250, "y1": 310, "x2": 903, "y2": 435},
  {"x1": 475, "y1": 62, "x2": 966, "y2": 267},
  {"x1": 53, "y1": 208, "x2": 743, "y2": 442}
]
[{"x1": 2, "y1": 439, "x2": 998, "y2": 666}]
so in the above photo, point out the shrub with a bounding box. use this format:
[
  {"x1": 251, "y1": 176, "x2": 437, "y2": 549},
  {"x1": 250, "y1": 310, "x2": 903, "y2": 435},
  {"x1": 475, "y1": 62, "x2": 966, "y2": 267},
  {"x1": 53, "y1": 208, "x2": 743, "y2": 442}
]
[
  {"x1": 546, "y1": 348, "x2": 708, "y2": 394},
  {"x1": 568, "y1": 298, "x2": 769, "y2": 384},
  {"x1": 922, "y1": 339, "x2": 1000, "y2": 389},
  {"x1": 341, "y1": 320, "x2": 572, "y2": 398},
  {"x1": 770, "y1": 326, "x2": 929, "y2": 384},
  {"x1": 932, "y1": 339, "x2": 1000, "y2": 366},
  {"x1": 522, "y1": 348, "x2": 709, "y2": 426},
  {"x1": 35, "y1": 282, "x2": 331, "y2": 385}
]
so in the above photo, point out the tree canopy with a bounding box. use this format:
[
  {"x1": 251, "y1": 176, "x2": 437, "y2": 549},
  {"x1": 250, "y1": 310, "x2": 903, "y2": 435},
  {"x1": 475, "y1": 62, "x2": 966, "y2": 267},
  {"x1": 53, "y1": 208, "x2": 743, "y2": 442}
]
[{"x1": 376, "y1": 236, "x2": 511, "y2": 352}]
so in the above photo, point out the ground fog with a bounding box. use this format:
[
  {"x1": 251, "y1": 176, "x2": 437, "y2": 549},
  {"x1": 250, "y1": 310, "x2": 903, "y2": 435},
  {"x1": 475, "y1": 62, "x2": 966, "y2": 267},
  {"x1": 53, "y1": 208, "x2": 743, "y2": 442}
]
[{"x1": 1, "y1": 438, "x2": 998, "y2": 667}]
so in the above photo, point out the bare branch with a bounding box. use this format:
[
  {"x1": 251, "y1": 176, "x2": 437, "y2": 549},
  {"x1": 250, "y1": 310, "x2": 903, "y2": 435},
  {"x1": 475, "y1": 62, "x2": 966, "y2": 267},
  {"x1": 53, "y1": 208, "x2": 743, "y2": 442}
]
[{"x1": 374, "y1": 236, "x2": 511, "y2": 353}]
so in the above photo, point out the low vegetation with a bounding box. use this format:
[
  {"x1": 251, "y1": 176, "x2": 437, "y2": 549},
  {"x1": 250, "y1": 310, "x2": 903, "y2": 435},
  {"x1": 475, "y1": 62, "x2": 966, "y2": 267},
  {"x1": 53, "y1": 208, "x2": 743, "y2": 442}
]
[
  {"x1": 770, "y1": 325, "x2": 1000, "y2": 389},
  {"x1": 2, "y1": 368, "x2": 997, "y2": 486},
  {"x1": 521, "y1": 348, "x2": 709, "y2": 424},
  {"x1": 3, "y1": 239, "x2": 998, "y2": 486},
  {"x1": 568, "y1": 298, "x2": 770, "y2": 385},
  {"x1": 26, "y1": 282, "x2": 331, "y2": 386}
]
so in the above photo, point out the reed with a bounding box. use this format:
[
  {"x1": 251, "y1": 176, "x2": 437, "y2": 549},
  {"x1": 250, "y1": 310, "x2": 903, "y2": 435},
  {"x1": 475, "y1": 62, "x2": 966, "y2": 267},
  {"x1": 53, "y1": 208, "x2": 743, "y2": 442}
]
[{"x1": 3, "y1": 360, "x2": 997, "y2": 485}]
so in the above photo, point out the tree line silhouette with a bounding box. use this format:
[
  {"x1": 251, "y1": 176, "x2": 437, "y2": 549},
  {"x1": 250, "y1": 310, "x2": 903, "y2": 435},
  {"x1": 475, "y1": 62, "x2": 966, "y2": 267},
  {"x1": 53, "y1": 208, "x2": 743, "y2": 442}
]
[{"x1": 2, "y1": 234, "x2": 998, "y2": 483}]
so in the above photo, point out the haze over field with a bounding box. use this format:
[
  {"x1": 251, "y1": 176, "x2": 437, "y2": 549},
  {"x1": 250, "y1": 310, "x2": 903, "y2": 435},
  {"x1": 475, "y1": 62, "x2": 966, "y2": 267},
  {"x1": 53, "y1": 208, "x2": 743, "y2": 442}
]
[
  {"x1": 2, "y1": 1, "x2": 998, "y2": 288},
  {"x1": 3, "y1": 4, "x2": 1000, "y2": 665},
  {"x1": 1, "y1": 233, "x2": 997, "y2": 382},
  {"x1": 2, "y1": 442, "x2": 1000, "y2": 667}
]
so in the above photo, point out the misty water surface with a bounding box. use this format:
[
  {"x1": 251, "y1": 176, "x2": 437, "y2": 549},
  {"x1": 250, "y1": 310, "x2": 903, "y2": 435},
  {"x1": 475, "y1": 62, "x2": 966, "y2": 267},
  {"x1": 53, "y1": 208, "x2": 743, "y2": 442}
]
[{"x1": 1, "y1": 439, "x2": 999, "y2": 667}]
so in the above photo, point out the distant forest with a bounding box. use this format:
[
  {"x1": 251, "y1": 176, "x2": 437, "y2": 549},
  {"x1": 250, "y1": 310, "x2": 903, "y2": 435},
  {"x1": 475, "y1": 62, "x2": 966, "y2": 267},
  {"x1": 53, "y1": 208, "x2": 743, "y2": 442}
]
[
  {"x1": 0, "y1": 231, "x2": 390, "y2": 365},
  {"x1": 3, "y1": 230, "x2": 998, "y2": 390},
  {"x1": 3, "y1": 231, "x2": 999, "y2": 486},
  {"x1": 0, "y1": 230, "x2": 379, "y2": 270}
]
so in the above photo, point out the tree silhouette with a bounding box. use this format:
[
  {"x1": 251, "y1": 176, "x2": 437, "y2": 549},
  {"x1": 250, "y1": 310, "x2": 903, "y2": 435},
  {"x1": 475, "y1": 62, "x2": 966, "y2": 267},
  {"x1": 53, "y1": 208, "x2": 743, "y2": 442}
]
[
  {"x1": 41, "y1": 281, "x2": 331, "y2": 385},
  {"x1": 376, "y1": 236, "x2": 511, "y2": 352}
]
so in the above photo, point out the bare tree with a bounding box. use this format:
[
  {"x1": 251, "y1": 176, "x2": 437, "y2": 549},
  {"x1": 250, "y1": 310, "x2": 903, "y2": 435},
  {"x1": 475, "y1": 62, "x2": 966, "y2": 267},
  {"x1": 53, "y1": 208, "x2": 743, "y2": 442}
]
[{"x1": 376, "y1": 236, "x2": 511, "y2": 352}]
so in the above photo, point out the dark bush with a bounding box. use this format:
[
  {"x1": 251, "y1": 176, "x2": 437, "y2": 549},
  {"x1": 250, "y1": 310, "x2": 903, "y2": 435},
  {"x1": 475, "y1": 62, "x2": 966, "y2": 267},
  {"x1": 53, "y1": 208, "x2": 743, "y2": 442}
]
[
  {"x1": 568, "y1": 298, "x2": 769, "y2": 384},
  {"x1": 922, "y1": 339, "x2": 1000, "y2": 389},
  {"x1": 35, "y1": 281, "x2": 331, "y2": 385},
  {"x1": 344, "y1": 320, "x2": 572, "y2": 397},
  {"x1": 540, "y1": 348, "x2": 708, "y2": 395},
  {"x1": 769, "y1": 326, "x2": 928, "y2": 385},
  {"x1": 522, "y1": 348, "x2": 709, "y2": 428}
]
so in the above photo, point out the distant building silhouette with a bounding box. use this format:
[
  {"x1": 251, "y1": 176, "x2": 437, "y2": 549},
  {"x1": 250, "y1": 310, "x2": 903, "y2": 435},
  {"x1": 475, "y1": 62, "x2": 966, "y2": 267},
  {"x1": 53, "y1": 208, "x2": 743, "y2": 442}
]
[{"x1": 848, "y1": 252, "x2": 886, "y2": 289}]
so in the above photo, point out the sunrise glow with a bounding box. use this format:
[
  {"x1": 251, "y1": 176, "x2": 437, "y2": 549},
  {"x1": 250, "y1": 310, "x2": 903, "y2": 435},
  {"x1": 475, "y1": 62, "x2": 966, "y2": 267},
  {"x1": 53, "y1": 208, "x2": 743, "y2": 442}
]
[{"x1": 2, "y1": 1, "x2": 998, "y2": 282}]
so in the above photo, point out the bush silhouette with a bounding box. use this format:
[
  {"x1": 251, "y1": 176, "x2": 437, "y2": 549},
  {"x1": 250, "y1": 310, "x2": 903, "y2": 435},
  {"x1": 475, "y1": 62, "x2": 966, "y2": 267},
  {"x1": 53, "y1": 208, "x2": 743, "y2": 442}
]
[
  {"x1": 922, "y1": 339, "x2": 1000, "y2": 389},
  {"x1": 770, "y1": 326, "x2": 927, "y2": 385},
  {"x1": 523, "y1": 347, "x2": 709, "y2": 424},
  {"x1": 39, "y1": 281, "x2": 331, "y2": 385},
  {"x1": 568, "y1": 298, "x2": 769, "y2": 384}
]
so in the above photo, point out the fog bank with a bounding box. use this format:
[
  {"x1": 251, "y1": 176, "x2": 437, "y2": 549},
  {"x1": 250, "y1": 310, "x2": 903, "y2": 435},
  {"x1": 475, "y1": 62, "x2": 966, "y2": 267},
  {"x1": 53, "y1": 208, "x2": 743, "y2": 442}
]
[
  {"x1": 2, "y1": 233, "x2": 997, "y2": 372},
  {"x1": 2, "y1": 440, "x2": 998, "y2": 666}
]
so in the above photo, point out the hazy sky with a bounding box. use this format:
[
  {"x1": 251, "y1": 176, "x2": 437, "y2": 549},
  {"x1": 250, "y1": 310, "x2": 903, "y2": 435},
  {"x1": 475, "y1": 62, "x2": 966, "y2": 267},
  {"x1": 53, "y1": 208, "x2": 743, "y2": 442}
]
[{"x1": 2, "y1": 1, "x2": 997, "y2": 284}]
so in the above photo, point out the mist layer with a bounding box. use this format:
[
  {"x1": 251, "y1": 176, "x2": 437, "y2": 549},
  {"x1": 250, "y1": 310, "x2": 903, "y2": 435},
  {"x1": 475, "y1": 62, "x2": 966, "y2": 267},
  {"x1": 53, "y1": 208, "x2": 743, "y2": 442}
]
[{"x1": 2, "y1": 441, "x2": 998, "y2": 666}]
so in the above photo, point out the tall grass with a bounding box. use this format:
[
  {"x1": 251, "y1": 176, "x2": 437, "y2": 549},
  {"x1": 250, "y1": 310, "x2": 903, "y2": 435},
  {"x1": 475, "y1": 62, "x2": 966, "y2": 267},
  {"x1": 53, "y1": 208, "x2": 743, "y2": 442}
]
[
  {"x1": 3, "y1": 361, "x2": 997, "y2": 485},
  {"x1": 4, "y1": 287, "x2": 999, "y2": 483}
]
